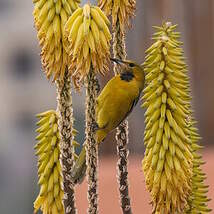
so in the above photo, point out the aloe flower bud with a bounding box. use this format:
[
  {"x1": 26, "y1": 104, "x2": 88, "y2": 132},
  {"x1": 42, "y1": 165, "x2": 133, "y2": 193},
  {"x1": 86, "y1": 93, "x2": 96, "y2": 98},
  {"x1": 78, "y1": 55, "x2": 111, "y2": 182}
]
[
  {"x1": 32, "y1": 0, "x2": 79, "y2": 80},
  {"x1": 34, "y1": 110, "x2": 79, "y2": 214},
  {"x1": 98, "y1": 0, "x2": 136, "y2": 31},
  {"x1": 142, "y1": 22, "x2": 194, "y2": 213},
  {"x1": 185, "y1": 119, "x2": 211, "y2": 213},
  {"x1": 64, "y1": 4, "x2": 111, "y2": 88}
]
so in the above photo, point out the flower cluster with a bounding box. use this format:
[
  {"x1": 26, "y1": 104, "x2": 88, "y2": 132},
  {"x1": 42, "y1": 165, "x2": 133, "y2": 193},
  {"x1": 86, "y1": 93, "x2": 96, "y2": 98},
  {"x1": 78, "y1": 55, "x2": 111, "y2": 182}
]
[
  {"x1": 64, "y1": 4, "x2": 111, "y2": 87},
  {"x1": 33, "y1": 0, "x2": 79, "y2": 80},
  {"x1": 142, "y1": 22, "x2": 193, "y2": 213},
  {"x1": 99, "y1": 0, "x2": 136, "y2": 30},
  {"x1": 34, "y1": 110, "x2": 79, "y2": 214}
]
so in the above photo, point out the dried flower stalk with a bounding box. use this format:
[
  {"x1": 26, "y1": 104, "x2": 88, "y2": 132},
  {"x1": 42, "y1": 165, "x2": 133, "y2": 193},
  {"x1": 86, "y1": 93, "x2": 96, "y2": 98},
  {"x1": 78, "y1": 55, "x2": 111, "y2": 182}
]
[
  {"x1": 112, "y1": 21, "x2": 132, "y2": 214},
  {"x1": 85, "y1": 68, "x2": 99, "y2": 214},
  {"x1": 56, "y1": 70, "x2": 77, "y2": 214},
  {"x1": 64, "y1": 3, "x2": 111, "y2": 212},
  {"x1": 98, "y1": 0, "x2": 136, "y2": 212}
]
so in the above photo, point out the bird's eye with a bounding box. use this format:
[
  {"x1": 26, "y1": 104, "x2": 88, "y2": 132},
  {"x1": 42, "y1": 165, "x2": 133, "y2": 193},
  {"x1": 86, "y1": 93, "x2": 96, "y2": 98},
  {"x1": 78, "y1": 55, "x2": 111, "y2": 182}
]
[{"x1": 129, "y1": 63, "x2": 135, "y2": 67}]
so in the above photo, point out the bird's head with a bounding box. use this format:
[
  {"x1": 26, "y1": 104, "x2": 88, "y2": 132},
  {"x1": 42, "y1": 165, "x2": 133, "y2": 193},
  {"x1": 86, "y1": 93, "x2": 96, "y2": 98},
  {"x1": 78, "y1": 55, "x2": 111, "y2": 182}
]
[
  {"x1": 111, "y1": 58, "x2": 145, "y2": 89},
  {"x1": 110, "y1": 58, "x2": 144, "y2": 74}
]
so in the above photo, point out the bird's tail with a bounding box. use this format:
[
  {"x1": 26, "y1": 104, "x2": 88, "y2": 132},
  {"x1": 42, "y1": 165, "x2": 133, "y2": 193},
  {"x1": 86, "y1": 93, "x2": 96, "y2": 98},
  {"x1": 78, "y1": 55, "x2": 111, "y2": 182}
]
[
  {"x1": 71, "y1": 129, "x2": 107, "y2": 184},
  {"x1": 96, "y1": 129, "x2": 107, "y2": 144},
  {"x1": 71, "y1": 146, "x2": 87, "y2": 184}
]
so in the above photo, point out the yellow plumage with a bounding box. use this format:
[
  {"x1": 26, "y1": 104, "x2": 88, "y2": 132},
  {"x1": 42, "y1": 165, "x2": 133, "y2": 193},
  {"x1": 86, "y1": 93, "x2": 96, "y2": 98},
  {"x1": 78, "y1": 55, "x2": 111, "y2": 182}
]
[{"x1": 71, "y1": 58, "x2": 144, "y2": 184}]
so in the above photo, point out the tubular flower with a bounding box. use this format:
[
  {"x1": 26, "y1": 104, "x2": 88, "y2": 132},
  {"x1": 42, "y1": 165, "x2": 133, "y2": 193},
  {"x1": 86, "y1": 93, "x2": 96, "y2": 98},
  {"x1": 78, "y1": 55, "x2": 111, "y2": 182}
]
[
  {"x1": 32, "y1": 0, "x2": 79, "y2": 81},
  {"x1": 98, "y1": 0, "x2": 136, "y2": 30},
  {"x1": 185, "y1": 119, "x2": 211, "y2": 213},
  {"x1": 34, "y1": 110, "x2": 79, "y2": 214},
  {"x1": 142, "y1": 22, "x2": 193, "y2": 213},
  {"x1": 64, "y1": 4, "x2": 111, "y2": 87}
]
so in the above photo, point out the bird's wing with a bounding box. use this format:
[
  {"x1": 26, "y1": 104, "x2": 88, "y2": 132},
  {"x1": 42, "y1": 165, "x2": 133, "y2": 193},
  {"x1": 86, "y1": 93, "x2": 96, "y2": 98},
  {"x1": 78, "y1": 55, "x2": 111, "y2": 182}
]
[
  {"x1": 96, "y1": 76, "x2": 141, "y2": 131},
  {"x1": 127, "y1": 91, "x2": 141, "y2": 116},
  {"x1": 117, "y1": 90, "x2": 141, "y2": 126},
  {"x1": 95, "y1": 77, "x2": 119, "y2": 128}
]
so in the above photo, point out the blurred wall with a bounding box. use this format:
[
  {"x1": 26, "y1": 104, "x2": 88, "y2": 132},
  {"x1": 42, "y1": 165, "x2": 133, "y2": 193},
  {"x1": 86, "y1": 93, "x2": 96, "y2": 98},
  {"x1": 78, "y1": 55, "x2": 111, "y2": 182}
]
[{"x1": 0, "y1": 0, "x2": 213, "y2": 213}]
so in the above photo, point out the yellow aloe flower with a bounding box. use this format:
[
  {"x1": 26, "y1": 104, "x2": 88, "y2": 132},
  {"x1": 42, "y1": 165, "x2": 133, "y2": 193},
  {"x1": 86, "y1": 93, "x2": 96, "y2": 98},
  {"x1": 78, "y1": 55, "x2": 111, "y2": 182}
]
[
  {"x1": 98, "y1": 0, "x2": 136, "y2": 30},
  {"x1": 32, "y1": 0, "x2": 80, "y2": 81},
  {"x1": 185, "y1": 119, "x2": 211, "y2": 213},
  {"x1": 142, "y1": 22, "x2": 193, "y2": 213},
  {"x1": 64, "y1": 4, "x2": 111, "y2": 88},
  {"x1": 34, "y1": 110, "x2": 79, "y2": 214}
]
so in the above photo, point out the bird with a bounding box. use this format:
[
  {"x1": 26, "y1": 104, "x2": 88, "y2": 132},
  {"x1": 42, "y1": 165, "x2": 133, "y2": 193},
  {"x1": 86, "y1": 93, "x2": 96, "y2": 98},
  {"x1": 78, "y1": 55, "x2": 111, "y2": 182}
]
[{"x1": 71, "y1": 58, "x2": 145, "y2": 184}]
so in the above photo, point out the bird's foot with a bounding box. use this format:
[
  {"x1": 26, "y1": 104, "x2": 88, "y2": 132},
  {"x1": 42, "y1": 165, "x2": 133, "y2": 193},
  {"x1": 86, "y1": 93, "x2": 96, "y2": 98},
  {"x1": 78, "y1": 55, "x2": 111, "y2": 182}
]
[
  {"x1": 94, "y1": 78, "x2": 100, "y2": 93},
  {"x1": 90, "y1": 121, "x2": 99, "y2": 132}
]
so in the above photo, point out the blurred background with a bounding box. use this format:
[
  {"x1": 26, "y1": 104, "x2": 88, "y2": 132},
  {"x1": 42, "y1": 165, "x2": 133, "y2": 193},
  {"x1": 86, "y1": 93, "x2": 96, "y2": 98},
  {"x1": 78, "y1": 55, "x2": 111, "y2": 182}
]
[{"x1": 0, "y1": 0, "x2": 213, "y2": 213}]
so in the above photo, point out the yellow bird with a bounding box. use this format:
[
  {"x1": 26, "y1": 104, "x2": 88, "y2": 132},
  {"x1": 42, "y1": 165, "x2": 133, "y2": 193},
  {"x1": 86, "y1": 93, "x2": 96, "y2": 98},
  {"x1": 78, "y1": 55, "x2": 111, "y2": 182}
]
[{"x1": 71, "y1": 58, "x2": 145, "y2": 184}]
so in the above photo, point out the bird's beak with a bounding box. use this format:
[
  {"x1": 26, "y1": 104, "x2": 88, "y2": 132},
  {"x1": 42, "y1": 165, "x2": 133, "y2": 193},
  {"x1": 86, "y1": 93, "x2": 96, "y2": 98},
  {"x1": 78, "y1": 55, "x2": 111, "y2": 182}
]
[{"x1": 110, "y1": 58, "x2": 126, "y2": 65}]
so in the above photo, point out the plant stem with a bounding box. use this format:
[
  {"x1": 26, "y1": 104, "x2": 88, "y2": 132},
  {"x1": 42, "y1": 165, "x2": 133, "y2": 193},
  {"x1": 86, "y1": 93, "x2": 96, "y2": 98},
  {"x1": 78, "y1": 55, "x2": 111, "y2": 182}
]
[
  {"x1": 85, "y1": 68, "x2": 99, "y2": 214},
  {"x1": 113, "y1": 20, "x2": 132, "y2": 214},
  {"x1": 56, "y1": 69, "x2": 76, "y2": 214}
]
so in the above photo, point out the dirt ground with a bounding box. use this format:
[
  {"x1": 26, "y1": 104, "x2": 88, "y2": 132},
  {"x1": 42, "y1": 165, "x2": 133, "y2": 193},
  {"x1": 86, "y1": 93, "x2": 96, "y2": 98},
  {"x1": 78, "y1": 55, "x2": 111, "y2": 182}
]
[{"x1": 75, "y1": 149, "x2": 214, "y2": 214}]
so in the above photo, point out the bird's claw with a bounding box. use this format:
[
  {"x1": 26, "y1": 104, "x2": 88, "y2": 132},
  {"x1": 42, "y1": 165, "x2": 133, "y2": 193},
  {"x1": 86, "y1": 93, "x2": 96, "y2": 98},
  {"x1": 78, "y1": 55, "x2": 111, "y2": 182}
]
[
  {"x1": 91, "y1": 121, "x2": 99, "y2": 132},
  {"x1": 94, "y1": 78, "x2": 100, "y2": 93}
]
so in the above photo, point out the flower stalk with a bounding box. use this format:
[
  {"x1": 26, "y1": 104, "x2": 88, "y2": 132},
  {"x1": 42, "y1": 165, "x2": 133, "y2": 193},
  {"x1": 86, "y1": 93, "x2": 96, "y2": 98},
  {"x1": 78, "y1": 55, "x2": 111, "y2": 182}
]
[
  {"x1": 64, "y1": 3, "x2": 111, "y2": 213},
  {"x1": 32, "y1": 1, "x2": 81, "y2": 213},
  {"x1": 113, "y1": 21, "x2": 132, "y2": 214},
  {"x1": 85, "y1": 68, "x2": 99, "y2": 214},
  {"x1": 56, "y1": 70, "x2": 77, "y2": 214},
  {"x1": 98, "y1": 0, "x2": 136, "y2": 212}
]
